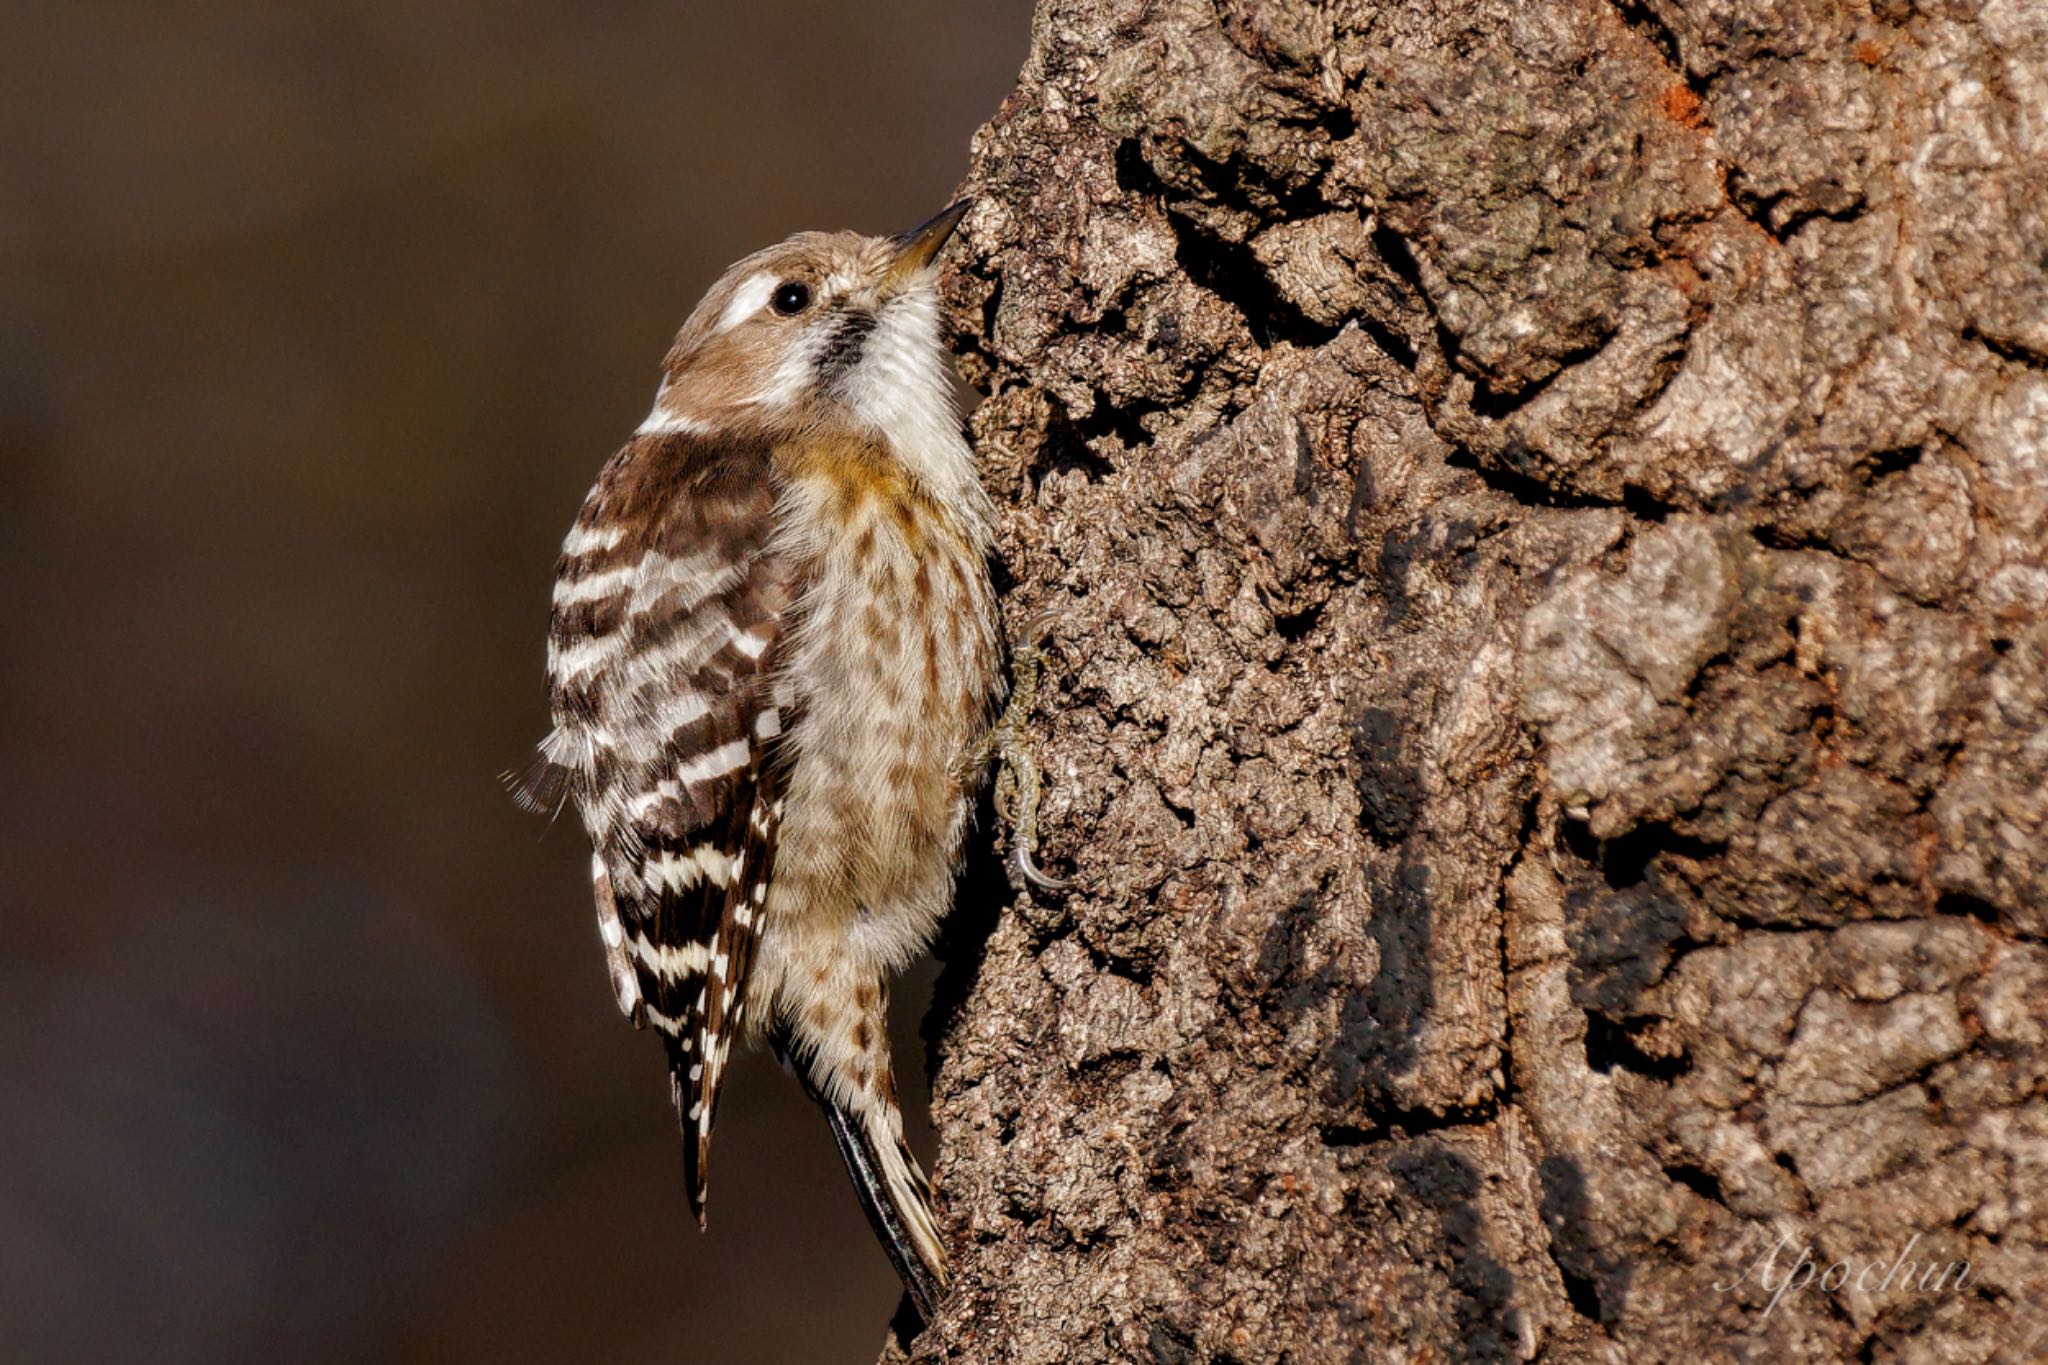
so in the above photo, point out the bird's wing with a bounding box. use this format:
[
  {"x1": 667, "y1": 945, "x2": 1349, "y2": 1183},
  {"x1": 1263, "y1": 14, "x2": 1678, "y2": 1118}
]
[{"x1": 522, "y1": 429, "x2": 796, "y2": 1223}]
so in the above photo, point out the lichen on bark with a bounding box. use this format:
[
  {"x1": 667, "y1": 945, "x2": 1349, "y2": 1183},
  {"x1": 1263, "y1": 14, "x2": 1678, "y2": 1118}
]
[{"x1": 904, "y1": 0, "x2": 2048, "y2": 1359}]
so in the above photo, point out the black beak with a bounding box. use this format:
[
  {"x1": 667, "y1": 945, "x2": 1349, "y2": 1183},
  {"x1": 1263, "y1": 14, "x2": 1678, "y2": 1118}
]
[{"x1": 886, "y1": 198, "x2": 972, "y2": 282}]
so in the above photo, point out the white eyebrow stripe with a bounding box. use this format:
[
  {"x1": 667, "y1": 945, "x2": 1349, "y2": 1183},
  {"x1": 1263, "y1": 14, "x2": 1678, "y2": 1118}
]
[{"x1": 717, "y1": 273, "x2": 777, "y2": 333}]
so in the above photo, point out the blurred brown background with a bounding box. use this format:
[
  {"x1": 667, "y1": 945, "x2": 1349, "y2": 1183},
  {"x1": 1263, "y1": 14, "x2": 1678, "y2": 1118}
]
[{"x1": 0, "y1": 5, "x2": 1031, "y2": 1361}]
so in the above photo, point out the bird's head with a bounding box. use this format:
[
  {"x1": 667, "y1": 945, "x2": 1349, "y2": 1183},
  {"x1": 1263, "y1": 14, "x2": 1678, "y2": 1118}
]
[{"x1": 638, "y1": 200, "x2": 972, "y2": 442}]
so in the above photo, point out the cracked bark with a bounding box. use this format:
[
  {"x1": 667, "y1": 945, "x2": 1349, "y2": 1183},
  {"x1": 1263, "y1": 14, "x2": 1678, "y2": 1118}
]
[{"x1": 897, "y1": 1, "x2": 2048, "y2": 1359}]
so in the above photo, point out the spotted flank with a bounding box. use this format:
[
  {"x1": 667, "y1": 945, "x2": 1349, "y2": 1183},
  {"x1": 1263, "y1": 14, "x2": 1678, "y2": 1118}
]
[{"x1": 519, "y1": 429, "x2": 796, "y2": 1226}]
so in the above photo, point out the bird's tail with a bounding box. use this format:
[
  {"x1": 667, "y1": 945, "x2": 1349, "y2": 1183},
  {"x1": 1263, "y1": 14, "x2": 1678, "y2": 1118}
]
[{"x1": 774, "y1": 1025, "x2": 948, "y2": 1322}]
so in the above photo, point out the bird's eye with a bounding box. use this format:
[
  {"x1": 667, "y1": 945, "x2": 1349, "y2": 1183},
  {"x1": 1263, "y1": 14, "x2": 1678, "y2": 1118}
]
[{"x1": 771, "y1": 281, "x2": 811, "y2": 315}]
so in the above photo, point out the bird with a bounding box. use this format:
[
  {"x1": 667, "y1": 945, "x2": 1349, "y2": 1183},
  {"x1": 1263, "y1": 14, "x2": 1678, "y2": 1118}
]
[{"x1": 514, "y1": 200, "x2": 995, "y2": 1321}]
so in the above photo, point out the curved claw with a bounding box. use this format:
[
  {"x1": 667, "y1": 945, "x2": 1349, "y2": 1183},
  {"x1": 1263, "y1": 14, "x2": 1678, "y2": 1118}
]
[
  {"x1": 1018, "y1": 607, "x2": 1061, "y2": 651},
  {"x1": 1011, "y1": 840, "x2": 1072, "y2": 892}
]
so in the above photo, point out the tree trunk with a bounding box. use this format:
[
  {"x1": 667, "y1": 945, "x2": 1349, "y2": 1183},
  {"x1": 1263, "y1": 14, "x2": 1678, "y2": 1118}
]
[{"x1": 907, "y1": 0, "x2": 2048, "y2": 1359}]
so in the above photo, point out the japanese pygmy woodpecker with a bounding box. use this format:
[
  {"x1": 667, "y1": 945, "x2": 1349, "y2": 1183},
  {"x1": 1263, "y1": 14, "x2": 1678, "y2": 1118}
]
[{"x1": 517, "y1": 201, "x2": 996, "y2": 1319}]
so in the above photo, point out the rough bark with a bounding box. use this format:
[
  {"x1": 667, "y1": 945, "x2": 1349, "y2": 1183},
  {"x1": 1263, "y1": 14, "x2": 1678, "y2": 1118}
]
[{"x1": 905, "y1": 1, "x2": 2048, "y2": 1359}]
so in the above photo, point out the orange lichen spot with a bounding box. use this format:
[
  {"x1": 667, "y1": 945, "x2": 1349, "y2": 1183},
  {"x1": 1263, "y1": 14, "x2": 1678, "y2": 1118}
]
[
  {"x1": 1666, "y1": 256, "x2": 1707, "y2": 301},
  {"x1": 1854, "y1": 38, "x2": 1885, "y2": 67},
  {"x1": 1657, "y1": 82, "x2": 1705, "y2": 129}
]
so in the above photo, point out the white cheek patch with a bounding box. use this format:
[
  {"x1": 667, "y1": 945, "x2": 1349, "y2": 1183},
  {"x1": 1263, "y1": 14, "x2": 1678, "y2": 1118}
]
[
  {"x1": 741, "y1": 330, "x2": 821, "y2": 410},
  {"x1": 717, "y1": 273, "x2": 778, "y2": 334}
]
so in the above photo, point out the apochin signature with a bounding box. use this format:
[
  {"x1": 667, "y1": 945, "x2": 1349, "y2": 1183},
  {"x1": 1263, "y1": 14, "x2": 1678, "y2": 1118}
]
[{"x1": 1715, "y1": 1231, "x2": 1972, "y2": 1319}]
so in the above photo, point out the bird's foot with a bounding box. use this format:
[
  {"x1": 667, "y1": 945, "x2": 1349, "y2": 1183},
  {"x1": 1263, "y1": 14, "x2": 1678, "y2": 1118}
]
[{"x1": 991, "y1": 610, "x2": 1071, "y2": 892}]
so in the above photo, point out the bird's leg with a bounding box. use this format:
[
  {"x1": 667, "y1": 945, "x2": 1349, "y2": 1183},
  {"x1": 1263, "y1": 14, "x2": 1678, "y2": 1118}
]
[{"x1": 989, "y1": 610, "x2": 1070, "y2": 892}]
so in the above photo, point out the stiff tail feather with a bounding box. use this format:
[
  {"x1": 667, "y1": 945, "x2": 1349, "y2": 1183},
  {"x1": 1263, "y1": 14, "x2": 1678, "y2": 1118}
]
[{"x1": 775, "y1": 1032, "x2": 948, "y2": 1321}]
